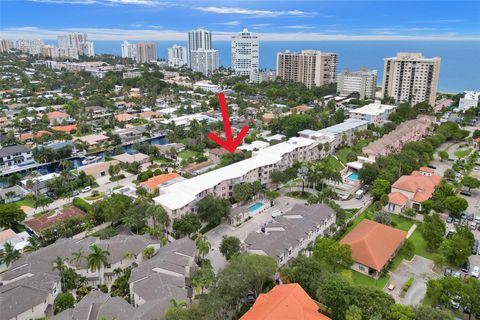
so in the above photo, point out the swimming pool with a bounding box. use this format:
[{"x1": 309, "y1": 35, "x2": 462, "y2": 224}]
[
  {"x1": 347, "y1": 172, "x2": 361, "y2": 181},
  {"x1": 248, "y1": 202, "x2": 264, "y2": 213}
]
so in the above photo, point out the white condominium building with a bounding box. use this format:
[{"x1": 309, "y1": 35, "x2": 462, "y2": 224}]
[
  {"x1": 458, "y1": 91, "x2": 480, "y2": 111},
  {"x1": 231, "y1": 28, "x2": 259, "y2": 76},
  {"x1": 382, "y1": 52, "x2": 440, "y2": 107},
  {"x1": 154, "y1": 137, "x2": 328, "y2": 219},
  {"x1": 337, "y1": 69, "x2": 377, "y2": 99},
  {"x1": 168, "y1": 44, "x2": 187, "y2": 68},
  {"x1": 121, "y1": 40, "x2": 137, "y2": 59},
  {"x1": 276, "y1": 50, "x2": 337, "y2": 88},
  {"x1": 58, "y1": 32, "x2": 95, "y2": 57},
  {"x1": 0, "y1": 39, "x2": 10, "y2": 52},
  {"x1": 348, "y1": 101, "x2": 397, "y2": 126},
  {"x1": 136, "y1": 43, "x2": 157, "y2": 63},
  {"x1": 13, "y1": 39, "x2": 44, "y2": 55},
  {"x1": 190, "y1": 49, "x2": 219, "y2": 75},
  {"x1": 187, "y1": 28, "x2": 212, "y2": 67}
]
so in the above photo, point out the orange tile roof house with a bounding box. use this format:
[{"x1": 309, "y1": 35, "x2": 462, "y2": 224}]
[
  {"x1": 386, "y1": 167, "x2": 442, "y2": 214},
  {"x1": 340, "y1": 219, "x2": 407, "y2": 278},
  {"x1": 19, "y1": 130, "x2": 52, "y2": 142},
  {"x1": 241, "y1": 283, "x2": 331, "y2": 320},
  {"x1": 291, "y1": 104, "x2": 313, "y2": 114},
  {"x1": 140, "y1": 172, "x2": 182, "y2": 192},
  {"x1": 51, "y1": 124, "x2": 77, "y2": 133},
  {"x1": 115, "y1": 113, "x2": 136, "y2": 122},
  {"x1": 46, "y1": 111, "x2": 71, "y2": 125}
]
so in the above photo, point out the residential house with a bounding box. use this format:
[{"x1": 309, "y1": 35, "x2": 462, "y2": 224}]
[
  {"x1": 0, "y1": 185, "x2": 29, "y2": 204},
  {"x1": 183, "y1": 160, "x2": 214, "y2": 175},
  {"x1": 299, "y1": 119, "x2": 369, "y2": 149},
  {"x1": 362, "y1": 115, "x2": 436, "y2": 159},
  {"x1": 140, "y1": 172, "x2": 184, "y2": 193},
  {"x1": 78, "y1": 160, "x2": 120, "y2": 178},
  {"x1": 51, "y1": 124, "x2": 77, "y2": 133},
  {"x1": 138, "y1": 111, "x2": 161, "y2": 120},
  {"x1": 23, "y1": 206, "x2": 86, "y2": 236},
  {"x1": 112, "y1": 152, "x2": 149, "y2": 164},
  {"x1": 46, "y1": 111, "x2": 72, "y2": 125},
  {"x1": 19, "y1": 130, "x2": 52, "y2": 143},
  {"x1": 114, "y1": 128, "x2": 143, "y2": 143},
  {"x1": 348, "y1": 101, "x2": 397, "y2": 126},
  {"x1": 386, "y1": 167, "x2": 441, "y2": 213},
  {"x1": 241, "y1": 283, "x2": 331, "y2": 320},
  {"x1": 0, "y1": 229, "x2": 30, "y2": 253},
  {"x1": 208, "y1": 147, "x2": 241, "y2": 164},
  {"x1": 74, "y1": 134, "x2": 110, "y2": 148},
  {"x1": 245, "y1": 204, "x2": 336, "y2": 266},
  {"x1": 156, "y1": 143, "x2": 186, "y2": 157},
  {"x1": 85, "y1": 105, "x2": 108, "y2": 118},
  {"x1": 115, "y1": 113, "x2": 137, "y2": 123},
  {"x1": 0, "y1": 145, "x2": 33, "y2": 169},
  {"x1": 291, "y1": 104, "x2": 313, "y2": 114},
  {"x1": 20, "y1": 172, "x2": 60, "y2": 194},
  {"x1": 340, "y1": 219, "x2": 407, "y2": 278}
]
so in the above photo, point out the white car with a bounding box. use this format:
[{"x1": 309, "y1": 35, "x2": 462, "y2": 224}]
[
  {"x1": 82, "y1": 186, "x2": 92, "y2": 193},
  {"x1": 472, "y1": 266, "x2": 480, "y2": 278},
  {"x1": 271, "y1": 210, "x2": 283, "y2": 218}
]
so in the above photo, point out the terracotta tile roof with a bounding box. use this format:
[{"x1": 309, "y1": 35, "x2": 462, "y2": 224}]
[
  {"x1": 115, "y1": 113, "x2": 136, "y2": 122},
  {"x1": 388, "y1": 192, "x2": 408, "y2": 206},
  {"x1": 419, "y1": 166, "x2": 434, "y2": 173},
  {"x1": 340, "y1": 219, "x2": 407, "y2": 272},
  {"x1": 140, "y1": 172, "x2": 180, "y2": 190},
  {"x1": 291, "y1": 105, "x2": 312, "y2": 112},
  {"x1": 46, "y1": 111, "x2": 70, "y2": 119},
  {"x1": 23, "y1": 206, "x2": 85, "y2": 233},
  {"x1": 0, "y1": 229, "x2": 17, "y2": 242},
  {"x1": 209, "y1": 148, "x2": 241, "y2": 156},
  {"x1": 79, "y1": 160, "x2": 119, "y2": 176},
  {"x1": 19, "y1": 131, "x2": 52, "y2": 141},
  {"x1": 241, "y1": 283, "x2": 330, "y2": 320},
  {"x1": 391, "y1": 172, "x2": 441, "y2": 203},
  {"x1": 51, "y1": 124, "x2": 77, "y2": 133},
  {"x1": 184, "y1": 161, "x2": 213, "y2": 173},
  {"x1": 138, "y1": 111, "x2": 161, "y2": 119}
]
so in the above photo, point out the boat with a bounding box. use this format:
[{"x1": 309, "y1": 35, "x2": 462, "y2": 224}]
[{"x1": 81, "y1": 155, "x2": 102, "y2": 165}]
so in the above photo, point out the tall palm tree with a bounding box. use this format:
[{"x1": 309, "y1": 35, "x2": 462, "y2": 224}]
[
  {"x1": 146, "y1": 205, "x2": 171, "y2": 239},
  {"x1": 195, "y1": 233, "x2": 211, "y2": 261},
  {"x1": 0, "y1": 242, "x2": 20, "y2": 267},
  {"x1": 164, "y1": 298, "x2": 188, "y2": 320},
  {"x1": 52, "y1": 256, "x2": 67, "y2": 289},
  {"x1": 70, "y1": 248, "x2": 85, "y2": 268},
  {"x1": 24, "y1": 236, "x2": 42, "y2": 252},
  {"x1": 86, "y1": 244, "x2": 110, "y2": 286}
]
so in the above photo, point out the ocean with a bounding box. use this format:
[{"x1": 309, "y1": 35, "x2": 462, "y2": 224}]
[{"x1": 63, "y1": 40, "x2": 480, "y2": 93}]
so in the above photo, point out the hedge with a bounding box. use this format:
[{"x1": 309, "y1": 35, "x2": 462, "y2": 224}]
[
  {"x1": 400, "y1": 277, "x2": 415, "y2": 298},
  {"x1": 73, "y1": 197, "x2": 92, "y2": 213}
]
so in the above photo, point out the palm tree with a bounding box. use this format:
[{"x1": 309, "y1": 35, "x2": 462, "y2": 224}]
[
  {"x1": 52, "y1": 256, "x2": 67, "y2": 289},
  {"x1": 195, "y1": 233, "x2": 211, "y2": 261},
  {"x1": 0, "y1": 242, "x2": 20, "y2": 267},
  {"x1": 70, "y1": 248, "x2": 85, "y2": 268},
  {"x1": 24, "y1": 236, "x2": 41, "y2": 252},
  {"x1": 86, "y1": 244, "x2": 110, "y2": 286},
  {"x1": 59, "y1": 160, "x2": 71, "y2": 173},
  {"x1": 164, "y1": 298, "x2": 188, "y2": 319},
  {"x1": 146, "y1": 205, "x2": 171, "y2": 240}
]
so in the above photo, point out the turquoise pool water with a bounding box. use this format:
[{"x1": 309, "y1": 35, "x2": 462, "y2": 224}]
[
  {"x1": 248, "y1": 202, "x2": 264, "y2": 213},
  {"x1": 347, "y1": 172, "x2": 360, "y2": 181}
]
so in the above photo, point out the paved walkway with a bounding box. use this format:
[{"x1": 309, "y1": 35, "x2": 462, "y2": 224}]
[{"x1": 406, "y1": 224, "x2": 417, "y2": 238}]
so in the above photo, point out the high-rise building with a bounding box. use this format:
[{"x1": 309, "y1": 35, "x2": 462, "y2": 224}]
[
  {"x1": 190, "y1": 49, "x2": 219, "y2": 75},
  {"x1": 14, "y1": 39, "x2": 44, "y2": 55},
  {"x1": 0, "y1": 39, "x2": 10, "y2": 53},
  {"x1": 58, "y1": 33, "x2": 94, "y2": 57},
  {"x1": 136, "y1": 43, "x2": 157, "y2": 63},
  {"x1": 337, "y1": 68, "x2": 377, "y2": 99},
  {"x1": 41, "y1": 45, "x2": 59, "y2": 58},
  {"x1": 121, "y1": 40, "x2": 137, "y2": 60},
  {"x1": 231, "y1": 28, "x2": 259, "y2": 76},
  {"x1": 382, "y1": 52, "x2": 441, "y2": 106},
  {"x1": 168, "y1": 44, "x2": 187, "y2": 68},
  {"x1": 187, "y1": 28, "x2": 211, "y2": 67},
  {"x1": 276, "y1": 50, "x2": 337, "y2": 88}
]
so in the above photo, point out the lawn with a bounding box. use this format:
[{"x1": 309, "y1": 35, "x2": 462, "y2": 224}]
[
  {"x1": 323, "y1": 156, "x2": 344, "y2": 171},
  {"x1": 454, "y1": 148, "x2": 472, "y2": 159},
  {"x1": 84, "y1": 192, "x2": 105, "y2": 201},
  {"x1": 335, "y1": 147, "x2": 356, "y2": 164},
  {"x1": 351, "y1": 269, "x2": 390, "y2": 289},
  {"x1": 178, "y1": 149, "x2": 200, "y2": 160},
  {"x1": 14, "y1": 197, "x2": 36, "y2": 208},
  {"x1": 390, "y1": 214, "x2": 415, "y2": 231}
]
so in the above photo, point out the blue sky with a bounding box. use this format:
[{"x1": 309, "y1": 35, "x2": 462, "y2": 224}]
[{"x1": 1, "y1": 0, "x2": 479, "y2": 40}]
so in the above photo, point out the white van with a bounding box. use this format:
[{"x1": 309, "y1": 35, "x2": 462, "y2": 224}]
[{"x1": 355, "y1": 189, "x2": 365, "y2": 200}]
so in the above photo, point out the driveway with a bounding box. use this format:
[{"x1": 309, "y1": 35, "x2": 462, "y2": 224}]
[
  {"x1": 205, "y1": 196, "x2": 306, "y2": 272},
  {"x1": 386, "y1": 255, "x2": 439, "y2": 305}
]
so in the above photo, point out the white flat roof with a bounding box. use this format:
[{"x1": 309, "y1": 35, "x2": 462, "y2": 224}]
[
  {"x1": 318, "y1": 119, "x2": 369, "y2": 135},
  {"x1": 238, "y1": 140, "x2": 269, "y2": 151},
  {"x1": 349, "y1": 102, "x2": 397, "y2": 116},
  {"x1": 154, "y1": 137, "x2": 316, "y2": 210}
]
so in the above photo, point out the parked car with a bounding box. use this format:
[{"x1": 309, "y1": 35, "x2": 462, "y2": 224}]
[
  {"x1": 453, "y1": 218, "x2": 461, "y2": 225},
  {"x1": 461, "y1": 261, "x2": 470, "y2": 273},
  {"x1": 453, "y1": 271, "x2": 463, "y2": 278},
  {"x1": 451, "y1": 299, "x2": 460, "y2": 310},
  {"x1": 446, "y1": 216, "x2": 453, "y2": 223},
  {"x1": 460, "y1": 189, "x2": 472, "y2": 197},
  {"x1": 444, "y1": 268, "x2": 452, "y2": 276},
  {"x1": 467, "y1": 213, "x2": 475, "y2": 221},
  {"x1": 427, "y1": 165, "x2": 437, "y2": 169},
  {"x1": 471, "y1": 266, "x2": 480, "y2": 278},
  {"x1": 271, "y1": 210, "x2": 283, "y2": 218},
  {"x1": 82, "y1": 186, "x2": 92, "y2": 193},
  {"x1": 470, "y1": 222, "x2": 478, "y2": 230},
  {"x1": 72, "y1": 190, "x2": 79, "y2": 197}
]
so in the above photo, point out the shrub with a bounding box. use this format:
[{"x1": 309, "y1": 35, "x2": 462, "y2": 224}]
[
  {"x1": 143, "y1": 246, "x2": 155, "y2": 259},
  {"x1": 73, "y1": 197, "x2": 92, "y2": 213},
  {"x1": 400, "y1": 277, "x2": 414, "y2": 298}
]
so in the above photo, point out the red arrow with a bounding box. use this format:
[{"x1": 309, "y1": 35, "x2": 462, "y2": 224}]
[{"x1": 208, "y1": 93, "x2": 249, "y2": 153}]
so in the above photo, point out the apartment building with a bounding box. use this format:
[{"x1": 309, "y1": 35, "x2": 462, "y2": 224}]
[
  {"x1": 348, "y1": 101, "x2": 397, "y2": 126},
  {"x1": 231, "y1": 28, "x2": 259, "y2": 76},
  {"x1": 362, "y1": 115, "x2": 436, "y2": 158},
  {"x1": 0, "y1": 39, "x2": 10, "y2": 52},
  {"x1": 276, "y1": 50, "x2": 337, "y2": 88},
  {"x1": 154, "y1": 137, "x2": 324, "y2": 219},
  {"x1": 168, "y1": 44, "x2": 187, "y2": 68},
  {"x1": 190, "y1": 49, "x2": 219, "y2": 75},
  {"x1": 382, "y1": 52, "x2": 440, "y2": 106},
  {"x1": 136, "y1": 43, "x2": 157, "y2": 63},
  {"x1": 337, "y1": 69, "x2": 377, "y2": 99},
  {"x1": 187, "y1": 28, "x2": 211, "y2": 67},
  {"x1": 121, "y1": 40, "x2": 137, "y2": 59},
  {"x1": 58, "y1": 32, "x2": 95, "y2": 57},
  {"x1": 245, "y1": 204, "x2": 336, "y2": 266}
]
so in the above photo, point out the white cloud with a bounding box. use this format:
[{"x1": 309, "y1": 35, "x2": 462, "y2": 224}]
[
  {"x1": 218, "y1": 21, "x2": 241, "y2": 26},
  {"x1": 193, "y1": 6, "x2": 316, "y2": 18},
  {"x1": 282, "y1": 25, "x2": 315, "y2": 30},
  {"x1": 27, "y1": 0, "x2": 173, "y2": 6},
  {"x1": 1, "y1": 26, "x2": 479, "y2": 41}
]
